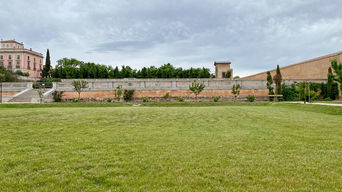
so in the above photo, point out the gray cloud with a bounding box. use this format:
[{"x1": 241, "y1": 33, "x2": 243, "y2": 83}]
[{"x1": 1, "y1": 0, "x2": 342, "y2": 76}]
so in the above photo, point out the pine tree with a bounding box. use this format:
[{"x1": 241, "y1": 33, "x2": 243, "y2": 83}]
[{"x1": 42, "y1": 49, "x2": 51, "y2": 78}]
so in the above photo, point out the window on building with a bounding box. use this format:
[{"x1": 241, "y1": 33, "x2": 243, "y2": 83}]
[
  {"x1": 8, "y1": 61, "x2": 12, "y2": 69},
  {"x1": 34, "y1": 58, "x2": 36, "y2": 62},
  {"x1": 16, "y1": 61, "x2": 20, "y2": 68},
  {"x1": 27, "y1": 61, "x2": 30, "y2": 69},
  {"x1": 17, "y1": 55, "x2": 20, "y2": 60},
  {"x1": 34, "y1": 63, "x2": 36, "y2": 71},
  {"x1": 9, "y1": 55, "x2": 12, "y2": 60},
  {"x1": 0, "y1": 61, "x2": 3, "y2": 66},
  {"x1": 0, "y1": 55, "x2": 3, "y2": 60}
]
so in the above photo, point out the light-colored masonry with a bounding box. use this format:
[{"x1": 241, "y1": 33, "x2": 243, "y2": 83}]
[{"x1": 1, "y1": 78, "x2": 326, "y2": 103}]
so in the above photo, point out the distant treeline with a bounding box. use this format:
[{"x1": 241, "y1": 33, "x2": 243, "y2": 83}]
[{"x1": 51, "y1": 58, "x2": 212, "y2": 79}]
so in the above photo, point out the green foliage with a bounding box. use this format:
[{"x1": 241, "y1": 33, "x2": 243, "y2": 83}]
[
  {"x1": 72, "y1": 80, "x2": 88, "y2": 100},
  {"x1": 0, "y1": 66, "x2": 18, "y2": 82},
  {"x1": 233, "y1": 76, "x2": 240, "y2": 79},
  {"x1": 225, "y1": 70, "x2": 231, "y2": 78},
  {"x1": 141, "y1": 97, "x2": 149, "y2": 103},
  {"x1": 246, "y1": 95, "x2": 255, "y2": 102},
  {"x1": 213, "y1": 96, "x2": 221, "y2": 102},
  {"x1": 106, "y1": 98, "x2": 112, "y2": 103},
  {"x1": 52, "y1": 91, "x2": 64, "y2": 102},
  {"x1": 296, "y1": 82, "x2": 317, "y2": 102},
  {"x1": 232, "y1": 84, "x2": 241, "y2": 101},
  {"x1": 123, "y1": 90, "x2": 135, "y2": 102},
  {"x1": 330, "y1": 59, "x2": 342, "y2": 97},
  {"x1": 114, "y1": 85, "x2": 123, "y2": 101},
  {"x1": 15, "y1": 70, "x2": 29, "y2": 77},
  {"x1": 178, "y1": 97, "x2": 185, "y2": 102},
  {"x1": 163, "y1": 92, "x2": 170, "y2": 100},
  {"x1": 42, "y1": 49, "x2": 51, "y2": 78},
  {"x1": 189, "y1": 80, "x2": 205, "y2": 99},
  {"x1": 33, "y1": 82, "x2": 53, "y2": 89},
  {"x1": 273, "y1": 65, "x2": 282, "y2": 95},
  {"x1": 327, "y1": 67, "x2": 334, "y2": 99},
  {"x1": 281, "y1": 84, "x2": 297, "y2": 101},
  {"x1": 51, "y1": 58, "x2": 212, "y2": 79},
  {"x1": 266, "y1": 71, "x2": 274, "y2": 95},
  {"x1": 72, "y1": 98, "x2": 79, "y2": 102}
]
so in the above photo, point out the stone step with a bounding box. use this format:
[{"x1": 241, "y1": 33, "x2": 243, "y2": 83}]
[{"x1": 9, "y1": 89, "x2": 49, "y2": 103}]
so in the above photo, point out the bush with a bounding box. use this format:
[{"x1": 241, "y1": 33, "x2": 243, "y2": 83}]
[
  {"x1": 281, "y1": 84, "x2": 297, "y2": 101},
  {"x1": 246, "y1": 95, "x2": 255, "y2": 102},
  {"x1": 72, "y1": 98, "x2": 79, "y2": 102},
  {"x1": 178, "y1": 97, "x2": 185, "y2": 102},
  {"x1": 123, "y1": 90, "x2": 135, "y2": 102},
  {"x1": 163, "y1": 92, "x2": 170, "y2": 100},
  {"x1": 15, "y1": 70, "x2": 29, "y2": 77},
  {"x1": 32, "y1": 82, "x2": 53, "y2": 89},
  {"x1": 107, "y1": 98, "x2": 112, "y2": 103},
  {"x1": 52, "y1": 91, "x2": 64, "y2": 102},
  {"x1": 141, "y1": 97, "x2": 149, "y2": 103},
  {"x1": 213, "y1": 96, "x2": 221, "y2": 102}
]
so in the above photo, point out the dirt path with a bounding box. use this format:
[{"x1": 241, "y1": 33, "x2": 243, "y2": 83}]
[{"x1": 289, "y1": 101, "x2": 342, "y2": 107}]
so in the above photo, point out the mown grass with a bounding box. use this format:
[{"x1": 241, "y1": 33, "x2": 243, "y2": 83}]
[{"x1": 0, "y1": 103, "x2": 341, "y2": 191}]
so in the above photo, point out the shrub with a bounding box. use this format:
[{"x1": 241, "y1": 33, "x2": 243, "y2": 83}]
[
  {"x1": 189, "y1": 81, "x2": 205, "y2": 100},
  {"x1": 114, "y1": 85, "x2": 123, "y2": 101},
  {"x1": 281, "y1": 84, "x2": 297, "y2": 101},
  {"x1": 15, "y1": 70, "x2": 29, "y2": 77},
  {"x1": 141, "y1": 97, "x2": 149, "y2": 102},
  {"x1": 72, "y1": 98, "x2": 79, "y2": 102},
  {"x1": 213, "y1": 96, "x2": 221, "y2": 102},
  {"x1": 52, "y1": 91, "x2": 64, "y2": 102},
  {"x1": 123, "y1": 90, "x2": 135, "y2": 102},
  {"x1": 178, "y1": 97, "x2": 185, "y2": 102},
  {"x1": 246, "y1": 95, "x2": 255, "y2": 102},
  {"x1": 107, "y1": 98, "x2": 112, "y2": 103},
  {"x1": 32, "y1": 82, "x2": 53, "y2": 89},
  {"x1": 163, "y1": 92, "x2": 170, "y2": 100}
]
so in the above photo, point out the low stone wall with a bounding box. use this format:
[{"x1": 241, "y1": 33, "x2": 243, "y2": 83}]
[
  {"x1": 61, "y1": 89, "x2": 269, "y2": 102},
  {"x1": 1, "y1": 78, "x2": 327, "y2": 103}
]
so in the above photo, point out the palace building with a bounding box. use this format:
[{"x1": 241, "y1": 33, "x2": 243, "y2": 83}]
[{"x1": 0, "y1": 40, "x2": 44, "y2": 78}]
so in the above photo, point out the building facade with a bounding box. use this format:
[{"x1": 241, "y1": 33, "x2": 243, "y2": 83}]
[
  {"x1": 214, "y1": 61, "x2": 233, "y2": 79},
  {"x1": 0, "y1": 40, "x2": 44, "y2": 78},
  {"x1": 240, "y1": 51, "x2": 342, "y2": 80}
]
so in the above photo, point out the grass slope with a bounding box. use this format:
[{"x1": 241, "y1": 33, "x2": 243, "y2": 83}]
[{"x1": 0, "y1": 103, "x2": 341, "y2": 191}]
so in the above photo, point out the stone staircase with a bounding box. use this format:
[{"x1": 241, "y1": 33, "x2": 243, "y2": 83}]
[{"x1": 9, "y1": 89, "x2": 53, "y2": 103}]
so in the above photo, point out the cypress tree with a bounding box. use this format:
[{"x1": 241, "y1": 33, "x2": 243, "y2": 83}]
[
  {"x1": 266, "y1": 71, "x2": 274, "y2": 95},
  {"x1": 42, "y1": 49, "x2": 51, "y2": 78},
  {"x1": 273, "y1": 65, "x2": 282, "y2": 95},
  {"x1": 327, "y1": 67, "x2": 333, "y2": 99}
]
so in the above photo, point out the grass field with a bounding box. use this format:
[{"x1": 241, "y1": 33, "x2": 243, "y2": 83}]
[{"x1": 0, "y1": 103, "x2": 341, "y2": 191}]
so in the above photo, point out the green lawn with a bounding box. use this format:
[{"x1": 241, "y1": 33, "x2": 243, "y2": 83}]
[{"x1": 0, "y1": 103, "x2": 341, "y2": 191}]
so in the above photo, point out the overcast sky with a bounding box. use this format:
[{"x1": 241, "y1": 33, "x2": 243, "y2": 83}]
[{"x1": 1, "y1": 0, "x2": 342, "y2": 77}]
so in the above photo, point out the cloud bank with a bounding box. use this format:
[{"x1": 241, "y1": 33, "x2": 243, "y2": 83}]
[{"x1": 1, "y1": 0, "x2": 342, "y2": 76}]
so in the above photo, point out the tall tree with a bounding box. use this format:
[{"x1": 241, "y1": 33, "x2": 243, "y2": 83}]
[
  {"x1": 42, "y1": 49, "x2": 51, "y2": 78},
  {"x1": 331, "y1": 59, "x2": 342, "y2": 98},
  {"x1": 273, "y1": 65, "x2": 282, "y2": 95},
  {"x1": 266, "y1": 71, "x2": 274, "y2": 95},
  {"x1": 327, "y1": 67, "x2": 334, "y2": 99}
]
